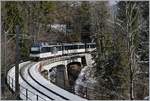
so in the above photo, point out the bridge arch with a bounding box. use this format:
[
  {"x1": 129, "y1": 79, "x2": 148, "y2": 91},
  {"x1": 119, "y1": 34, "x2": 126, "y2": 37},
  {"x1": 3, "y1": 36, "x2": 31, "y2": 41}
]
[{"x1": 67, "y1": 61, "x2": 82, "y2": 87}]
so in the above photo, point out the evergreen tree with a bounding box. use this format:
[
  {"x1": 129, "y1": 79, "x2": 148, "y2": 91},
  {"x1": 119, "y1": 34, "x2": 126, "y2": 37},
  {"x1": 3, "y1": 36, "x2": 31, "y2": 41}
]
[
  {"x1": 90, "y1": 1, "x2": 123, "y2": 99},
  {"x1": 116, "y1": 1, "x2": 148, "y2": 99}
]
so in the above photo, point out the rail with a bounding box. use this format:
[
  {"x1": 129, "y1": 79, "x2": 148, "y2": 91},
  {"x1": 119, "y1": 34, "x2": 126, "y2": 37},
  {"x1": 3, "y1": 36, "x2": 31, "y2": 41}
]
[
  {"x1": 6, "y1": 53, "x2": 87, "y2": 101},
  {"x1": 30, "y1": 56, "x2": 87, "y2": 101},
  {"x1": 6, "y1": 59, "x2": 77, "y2": 100},
  {"x1": 7, "y1": 75, "x2": 47, "y2": 101}
]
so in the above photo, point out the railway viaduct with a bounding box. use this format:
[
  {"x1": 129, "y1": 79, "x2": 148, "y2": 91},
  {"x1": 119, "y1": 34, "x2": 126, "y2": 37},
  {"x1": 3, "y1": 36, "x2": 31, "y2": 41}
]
[{"x1": 7, "y1": 51, "x2": 94, "y2": 101}]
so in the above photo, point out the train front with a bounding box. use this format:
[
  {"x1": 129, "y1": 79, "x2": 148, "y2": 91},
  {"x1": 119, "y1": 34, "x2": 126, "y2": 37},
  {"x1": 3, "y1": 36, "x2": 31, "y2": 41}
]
[{"x1": 30, "y1": 43, "x2": 41, "y2": 61}]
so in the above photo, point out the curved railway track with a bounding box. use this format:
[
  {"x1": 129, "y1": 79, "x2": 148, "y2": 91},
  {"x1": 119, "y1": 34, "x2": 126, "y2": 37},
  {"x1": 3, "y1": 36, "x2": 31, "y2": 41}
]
[
  {"x1": 28, "y1": 66, "x2": 69, "y2": 100},
  {"x1": 20, "y1": 62, "x2": 69, "y2": 101},
  {"x1": 19, "y1": 62, "x2": 53, "y2": 100},
  {"x1": 7, "y1": 55, "x2": 88, "y2": 101}
]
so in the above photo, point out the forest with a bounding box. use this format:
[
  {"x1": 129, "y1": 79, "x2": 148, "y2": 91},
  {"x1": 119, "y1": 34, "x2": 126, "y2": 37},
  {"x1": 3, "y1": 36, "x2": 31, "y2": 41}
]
[{"x1": 1, "y1": 1, "x2": 149, "y2": 100}]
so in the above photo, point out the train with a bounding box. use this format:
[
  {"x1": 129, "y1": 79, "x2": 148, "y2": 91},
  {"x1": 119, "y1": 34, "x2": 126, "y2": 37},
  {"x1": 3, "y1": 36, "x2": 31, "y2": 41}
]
[{"x1": 30, "y1": 42, "x2": 96, "y2": 61}]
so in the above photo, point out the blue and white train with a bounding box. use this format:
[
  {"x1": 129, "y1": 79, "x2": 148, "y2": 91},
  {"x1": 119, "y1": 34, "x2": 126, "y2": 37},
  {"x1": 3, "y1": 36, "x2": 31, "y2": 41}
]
[{"x1": 30, "y1": 42, "x2": 96, "y2": 61}]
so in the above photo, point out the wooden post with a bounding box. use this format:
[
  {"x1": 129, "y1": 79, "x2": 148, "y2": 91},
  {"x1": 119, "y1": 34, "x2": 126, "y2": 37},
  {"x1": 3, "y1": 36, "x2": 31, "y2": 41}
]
[
  {"x1": 26, "y1": 89, "x2": 28, "y2": 100},
  {"x1": 36, "y1": 95, "x2": 39, "y2": 100},
  {"x1": 15, "y1": 25, "x2": 20, "y2": 99}
]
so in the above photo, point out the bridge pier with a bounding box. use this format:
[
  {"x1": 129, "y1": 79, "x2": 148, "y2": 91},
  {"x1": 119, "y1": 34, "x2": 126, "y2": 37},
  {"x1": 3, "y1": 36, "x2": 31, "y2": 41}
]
[{"x1": 81, "y1": 56, "x2": 87, "y2": 66}]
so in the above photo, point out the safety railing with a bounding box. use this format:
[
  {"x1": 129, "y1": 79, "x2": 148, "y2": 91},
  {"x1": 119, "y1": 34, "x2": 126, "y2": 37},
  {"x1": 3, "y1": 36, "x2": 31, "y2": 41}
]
[
  {"x1": 7, "y1": 75, "x2": 47, "y2": 101},
  {"x1": 6, "y1": 53, "x2": 90, "y2": 101},
  {"x1": 6, "y1": 54, "x2": 85, "y2": 101}
]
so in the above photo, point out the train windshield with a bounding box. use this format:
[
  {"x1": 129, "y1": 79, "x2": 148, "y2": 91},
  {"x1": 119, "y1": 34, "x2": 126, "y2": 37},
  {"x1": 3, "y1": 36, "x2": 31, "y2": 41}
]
[
  {"x1": 31, "y1": 47, "x2": 40, "y2": 51},
  {"x1": 30, "y1": 47, "x2": 40, "y2": 54}
]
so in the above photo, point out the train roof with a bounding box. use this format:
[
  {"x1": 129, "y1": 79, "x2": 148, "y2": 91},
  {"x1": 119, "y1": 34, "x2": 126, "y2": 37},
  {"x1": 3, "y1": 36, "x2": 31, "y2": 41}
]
[{"x1": 32, "y1": 42, "x2": 95, "y2": 47}]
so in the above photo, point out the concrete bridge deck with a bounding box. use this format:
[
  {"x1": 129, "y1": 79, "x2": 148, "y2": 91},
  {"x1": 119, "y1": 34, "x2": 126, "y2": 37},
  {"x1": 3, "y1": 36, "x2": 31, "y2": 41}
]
[{"x1": 6, "y1": 53, "x2": 93, "y2": 101}]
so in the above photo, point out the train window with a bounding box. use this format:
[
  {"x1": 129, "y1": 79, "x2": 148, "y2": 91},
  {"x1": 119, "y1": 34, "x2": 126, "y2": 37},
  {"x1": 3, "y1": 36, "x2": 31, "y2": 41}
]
[
  {"x1": 41, "y1": 47, "x2": 46, "y2": 53},
  {"x1": 68, "y1": 46, "x2": 70, "y2": 50},
  {"x1": 86, "y1": 45, "x2": 90, "y2": 48},
  {"x1": 79, "y1": 45, "x2": 81, "y2": 49},
  {"x1": 49, "y1": 47, "x2": 53, "y2": 52},
  {"x1": 71, "y1": 45, "x2": 74, "y2": 50},
  {"x1": 90, "y1": 45, "x2": 92, "y2": 48},
  {"x1": 30, "y1": 47, "x2": 40, "y2": 54},
  {"x1": 69, "y1": 46, "x2": 72, "y2": 50},
  {"x1": 65, "y1": 45, "x2": 73, "y2": 50},
  {"x1": 31, "y1": 47, "x2": 40, "y2": 51},
  {"x1": 71, "y1": 45, "x2": 75, "y2": 50},
  {"x1": 41, "y1": 47, "x2": 51, "y2": 53},
  {"x1": 65, "y1": 46, "x2": 68, "y2": 50},
  {"x1": 90, "y1": 44, "x2": 96, "y2": 48},
  {"x1": 47, "y1": 47, "x2": 51, "y2": 52},
  {"x1": 79, "y1": 45, "x2": 84, "y2": 49},
  {"x1": 57, "y1": 46, "x2": 62, "y2": 51},
  {"x1": 59, "y1": 46, "x2": 62, "y2": 51},
  {"x1": 68, "y1": 45, "x2": 72, "y2": 50},
  {"x1": 74, "y1": 45, "x2": 78, "y2": 49}
]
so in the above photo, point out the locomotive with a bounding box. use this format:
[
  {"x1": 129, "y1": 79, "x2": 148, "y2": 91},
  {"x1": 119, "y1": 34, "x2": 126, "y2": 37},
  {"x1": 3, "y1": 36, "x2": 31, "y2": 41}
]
[{"x1": 30, "y1": 42, "x2": 96, "y2": 61}]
